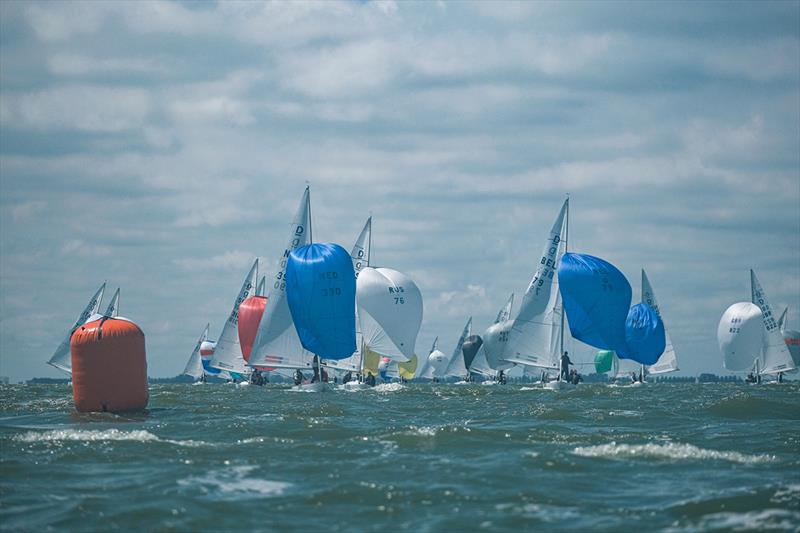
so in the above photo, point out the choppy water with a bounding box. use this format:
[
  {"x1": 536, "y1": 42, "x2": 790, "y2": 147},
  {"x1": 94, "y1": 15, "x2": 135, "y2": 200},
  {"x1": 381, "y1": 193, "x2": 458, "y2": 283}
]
[{"x1": 1, "y1": 382, "x2": 799, "y2": 531}]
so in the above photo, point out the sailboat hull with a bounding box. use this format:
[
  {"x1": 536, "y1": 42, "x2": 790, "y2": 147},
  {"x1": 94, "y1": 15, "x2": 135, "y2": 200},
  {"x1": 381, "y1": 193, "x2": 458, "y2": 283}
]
[
  {"x1": 545, "y1": 380, "x2": 575, "y2": 391},
  {"x1": 292, "y1": 382, "x2": 331, "y2": 393}
]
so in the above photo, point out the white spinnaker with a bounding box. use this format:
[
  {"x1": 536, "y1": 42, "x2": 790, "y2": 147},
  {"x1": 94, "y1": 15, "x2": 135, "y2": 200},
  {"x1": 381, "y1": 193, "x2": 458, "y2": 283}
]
[
  {"x1": 250, "y1": 188, "x2": 314, "y2": 370},
  {"x1": 210, "y1": 259, "x2": 259, "y2": 374},
  {"x1": 357, "y1": 267, "x2": 423, "y2": 363},
  {"x1": 183, "y1": 323, "x2": 209, "y2": 379},
  {"x1": 443, "y1": 317, "x2": 472, "y2": 378},
  {"x1": 486, "y1": 200, "x2": 567, "y2": 371},
  {"x1": 751, "y1": 270, "x2": 796, "y2": 375},
  {"x1": 641, "y1": 270, "x2": 678, "y2": 374},
  {"x1": 325, "y1": 217, "x2": 373, "y2": 373},
  {"x1": 104, "y1": 288, "x2": 120, "y2": 317},
  {"x1": 47, "y1": 282, "x2": 106, "y2": 374},
  {"x1": 718, "y1": 302, "x2": 763, "y2": 372}
]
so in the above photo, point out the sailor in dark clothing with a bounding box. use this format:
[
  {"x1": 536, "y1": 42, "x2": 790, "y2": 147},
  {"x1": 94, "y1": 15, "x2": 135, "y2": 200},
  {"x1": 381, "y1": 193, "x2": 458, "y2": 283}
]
[
  {"x1": 293, "y1": 369, "x2": 304, "y2": 386},
  {"x1": 365, "y1": 372, "x2": 376, "y2": 387},
  {"x1": 560, "y1": 351, "x2": 572, "y2": 381},
  {"x1": 498, "y1": 370, "x2": 506, "y2": 385},
  {"x1": 343, "y1": 371, "x2": 353, "y2": 384}
]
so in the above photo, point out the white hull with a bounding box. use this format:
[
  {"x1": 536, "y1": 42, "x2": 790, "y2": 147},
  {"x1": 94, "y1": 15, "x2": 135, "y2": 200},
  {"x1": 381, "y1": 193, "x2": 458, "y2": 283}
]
[
  {"x1": 292, "y1": 382, "x2": 331, "y2": 393},
  {"x1": 342, "y1": 382, "x2": 370, "y2": 391},
  {"x1": 481, "y1": 380, "x2": 498, "y2": 386},
  {"x1": 545, "y1": 380, "x2": 576, "y2": 391}
]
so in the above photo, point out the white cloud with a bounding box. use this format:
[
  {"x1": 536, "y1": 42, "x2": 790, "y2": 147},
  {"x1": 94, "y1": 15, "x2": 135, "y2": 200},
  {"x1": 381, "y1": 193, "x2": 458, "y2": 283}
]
[
  {"x1": 61, "y1": 239, "x2": 112, "y2": 257},
  {"x1": 173, "y1": 250, "x2": 256, "y2": 272},
  {"x1": 1, "y1": 85, "x2": 152, "y2": 132},
  {"x1": 9, "y1": 201, "x2": 46, "y2": 222},
  {"x1": 48, "y1": 53, "x2": 169, "y2": 76}
]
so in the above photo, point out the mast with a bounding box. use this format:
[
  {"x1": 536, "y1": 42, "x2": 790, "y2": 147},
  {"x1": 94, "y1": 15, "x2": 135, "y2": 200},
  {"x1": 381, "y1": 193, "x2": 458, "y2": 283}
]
[
  {"x1": 307, "y1": 185, "x2": 312, "y2": 245},
  {"x1": 559, "y1": 196, "x2": 569, "y2": 378}
]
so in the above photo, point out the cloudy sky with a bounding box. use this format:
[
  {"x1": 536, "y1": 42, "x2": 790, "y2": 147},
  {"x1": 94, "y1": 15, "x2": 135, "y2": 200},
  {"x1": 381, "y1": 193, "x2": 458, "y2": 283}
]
[{"x1": 1, "y1": 0, "x2": 798, "y2": 381}]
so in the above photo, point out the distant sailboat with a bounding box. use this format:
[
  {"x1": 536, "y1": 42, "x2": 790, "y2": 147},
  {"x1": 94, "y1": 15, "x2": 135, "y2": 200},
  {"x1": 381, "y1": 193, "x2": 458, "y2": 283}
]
[
  {"x1": 467, "y1": 294, "x2": 515, "y2": 381},
  {"x1": 182, "y1": 323, "x2": 210, "y2": 382},
  {"x1": 47, "y1": 282, "x2": 106, "y2": 374},
  {"x1": 441, "y1": 317, "x2": 473, "y2": 380},
  {"x1": 635, "y1": 270, "x2": 679, "y2": 380},
  {"x1": 717, "y1": 270, "x2": 796, "y2": 382},
  {"x1": 209, "y1": 259, "x2": 259, "y2": 376}
]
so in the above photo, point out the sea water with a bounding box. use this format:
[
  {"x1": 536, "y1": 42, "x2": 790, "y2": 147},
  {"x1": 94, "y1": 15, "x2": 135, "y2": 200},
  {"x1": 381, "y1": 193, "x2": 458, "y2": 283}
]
[{"x1": 1, "y1": 382, "x2": 798, "y2": 531}]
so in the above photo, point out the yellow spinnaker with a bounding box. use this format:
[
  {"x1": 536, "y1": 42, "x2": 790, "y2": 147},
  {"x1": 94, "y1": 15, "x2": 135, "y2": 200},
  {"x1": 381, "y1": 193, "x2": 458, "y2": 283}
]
[{"x1": 398, "y1": 353, "x2": 418, "y2": 380}]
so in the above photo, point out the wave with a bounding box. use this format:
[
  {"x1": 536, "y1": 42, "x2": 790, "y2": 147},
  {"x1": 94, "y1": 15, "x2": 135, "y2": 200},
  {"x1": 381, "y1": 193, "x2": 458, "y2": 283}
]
[
  {"x1": 178, "y1": 466, "x2": 290, "y2": 501},
  {"x1": 374, "y1": 383, "x2": 405, "y2": 392},
  {"x1": 572, "y1": 442, "x2": 774, "y2": 464},
  {"x1": 687, "y1": 509, "x2": 800, "y2": 532},
  {"x1": 13, "y1": 428, "x2": 208, "y2": 447},
  {"x1": 704, "y1": 393, "x2": 800, "y2": 420}
]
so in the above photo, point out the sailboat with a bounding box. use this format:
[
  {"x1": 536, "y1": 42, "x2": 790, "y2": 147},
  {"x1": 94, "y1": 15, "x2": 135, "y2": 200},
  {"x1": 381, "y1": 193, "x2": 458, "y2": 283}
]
[
  {"x1": 208, "y1": 259, "x2": 259, "y2": 378},
  {"x1": 417, "y1": 337, "x2": 444, "y2": 381},
  {"x1": 718, "y1": 270, "x2": 796, "y2": 382},
  {"x1": 482, "y1": 199, "x2": 568, "y2": 384},
  {"x1": 440, "y1": 317, "x2": 473, "y2": 381},
  {"x1": 778, "y1": 308, "x2": 800, "y2": 372},
  {"x1": 47, "y1": 282, "x2": 107, "y2": 374},
  {"x1": 461, "y1": 294, "x2": 514, "y2": 383},
  {"x1": 629, "y1": 270, "x2": 679, "y2": 382},
  {"x1": 356, "y1": 264, "x2": 423, "y2": 387},
  {"x1": 182, "y1": 323, "x2": 210, "y2": 383},
  {"x1": 249, "y1": 187, "x2": 315, "y2": 379},
  {"x1": 286, "y1": 241, "x2": 357, "y2": 393},
  {"x1": 322, "y1": 217, "x2": 373, "y2": 390}
]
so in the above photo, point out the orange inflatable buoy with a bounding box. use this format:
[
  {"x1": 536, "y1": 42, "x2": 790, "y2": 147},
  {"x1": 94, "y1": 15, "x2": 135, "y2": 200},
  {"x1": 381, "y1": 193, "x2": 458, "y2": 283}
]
[{"x1": 70, "y1": 317, "x2": 148, "y2": 413}]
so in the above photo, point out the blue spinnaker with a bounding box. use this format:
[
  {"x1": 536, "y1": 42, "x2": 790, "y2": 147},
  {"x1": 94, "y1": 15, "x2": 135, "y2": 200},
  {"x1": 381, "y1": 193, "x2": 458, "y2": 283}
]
[
  {"x1": 619, "y1": 303, "x2": 666, "y2": 365},
  {"x1": 286, "y1": 243, "x2": 356, "y2": 360},
  {"x1": 557, "y1": 252, "x2": 632, "y2": 352}
]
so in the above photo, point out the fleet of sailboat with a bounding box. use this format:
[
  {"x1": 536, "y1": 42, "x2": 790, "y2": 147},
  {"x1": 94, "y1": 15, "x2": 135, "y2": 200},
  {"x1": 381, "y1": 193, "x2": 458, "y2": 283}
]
[{"x1": 46, "y1": 190, "x2": 797, "y2": 388}]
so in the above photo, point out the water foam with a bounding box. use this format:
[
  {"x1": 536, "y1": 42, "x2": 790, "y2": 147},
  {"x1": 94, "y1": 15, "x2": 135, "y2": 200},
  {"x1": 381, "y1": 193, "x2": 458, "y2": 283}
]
[
  {"x1": 374, "y1": 383, "x2": 405, "y2": 392},
  {"x1": 573, "y1": 442, "x2": 774, "y2": 464},
  {"x1": 14, "y1": 429, "x2": 208, "y2": 447},
  {"x1": 179, "y1": 466, "x2": 290, "y2": 500}
]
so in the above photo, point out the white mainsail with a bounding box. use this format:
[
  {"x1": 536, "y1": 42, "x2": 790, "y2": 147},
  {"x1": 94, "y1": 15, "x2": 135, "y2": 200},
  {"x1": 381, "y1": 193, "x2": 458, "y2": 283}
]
[
  {"x1": 751, "y1": 270, "x2": 796, "y2": 375},
  {"x1": 47, "y1": 282, "x2": 106, "y2": 374},
  {"x1": 496, "y1": 293, "x2": 514, "y2": 323},
  {"x1": 484, "y1": 199, "x2": 568, "y2": 371},
  {"x1": 256, "y1": 276, "x2": 266, "y2": 297},
  {"x1": 209, "y1": 259, "x2": 259, "y2": 375},
  {"x1": 641, "y1": 270, "x2": 678, "y2": 374},
  {"x1": 357, "y1": 267, "x2": 423, "y2": 363},
  {"x1": 250, "y1": 188, "x2": 313, "y2": 370},
  {"x1": 182, "y1": 323, "x2": 209, "y2": 379},
  {"x1": 442, "y1": 317, "x2": 472, "y2": 378},
  {"x1": 104, "y1": 288, "x2": 120, "y2": 318}
]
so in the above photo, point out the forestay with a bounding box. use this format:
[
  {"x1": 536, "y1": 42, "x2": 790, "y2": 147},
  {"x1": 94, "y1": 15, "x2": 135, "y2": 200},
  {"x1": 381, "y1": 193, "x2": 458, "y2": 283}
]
[
  {"x1": 250, "y1": 188, "x2": 314, "y2": 370},
  {"x1": 210, "y1": 259, "x2": 259, "y2": 374},
  {"x1": 47, "y1": 282, "x2": 106, "y2": 374},
  {"x1": 642, "y1": 270, "x2": 678, "y2": 374},
  {"x1": 182, "y1": 323, "x2": 209, "y2": 379},
  {"x1": 356, "y1": 267, "x2": 423, "y2": 363},
  {"x1": 751, "y1": 270, "x2": 796, "y2": 374}
]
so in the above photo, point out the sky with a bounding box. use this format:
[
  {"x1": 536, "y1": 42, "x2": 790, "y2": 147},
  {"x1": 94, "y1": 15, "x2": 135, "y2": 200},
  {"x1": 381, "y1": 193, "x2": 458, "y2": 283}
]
[{"x1": 1, "y1": 0, "x2": 798, "y2": 382}]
